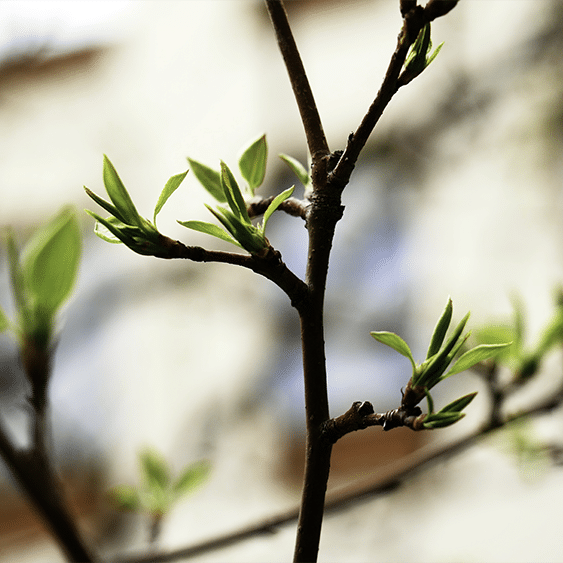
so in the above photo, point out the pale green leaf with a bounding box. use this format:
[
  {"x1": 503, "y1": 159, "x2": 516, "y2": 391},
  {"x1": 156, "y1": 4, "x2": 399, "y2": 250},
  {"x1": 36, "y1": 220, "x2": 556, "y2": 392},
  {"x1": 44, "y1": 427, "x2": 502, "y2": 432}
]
[
  {"x1": 140, "y1": 449, "x2": 170, "y2": 491},
  {"x1": 177, "y1": 220, "x2": 242, "y2": 248},
  {"x1": 238, "y1": 134, "x2": 268, "y2": 194},
  {"x1": 426, "y1": 297, "x2": 453, "y2": 359},
  {"x1": 103, "y1": 155, "x2": 142, "y2": 226},
  {"x1": 370, "y1": 331, "x2": 416, "y2": 371},
  {"x1": 153, "y1": 170, "x2": 188, "y2": 225},
  {"x1": 279, "y1": 154, "x2": 311, "y2": 188},
  {"x1": 173, "y1": 460, "x2": 211, "y2": 498},
  {"x1": 187, "y1": 158, "x2": 226, "y2": 202},
  {"x1": 438, "y1": 392, "x2": 477, "y2": 414},
  {"x1": 22, "y1": 207, "x2": 81, "y2": 317},
  {"x1": 0, "y1": 307, "x2": 9, "y2": 333},
  {"x1": 444, "y1": 342, "x2": 512, "y2": 378},
  {"x1": 262, "y1": 185, "x2": 295, "y2": 232},
  {"x1": 221, "y1": 162, "x2": 250, "y2": 223}
]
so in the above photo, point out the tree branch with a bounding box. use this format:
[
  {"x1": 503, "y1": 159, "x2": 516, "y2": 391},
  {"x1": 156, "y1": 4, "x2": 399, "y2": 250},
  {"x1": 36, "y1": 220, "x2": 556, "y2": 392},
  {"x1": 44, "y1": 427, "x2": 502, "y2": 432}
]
[
  {"x1": 265, "y1": 0, "x2": 330, "y2": 162},
  {"x1": 114, "y1": 381, "x2": 563, "y2": 563},
  {"x1": 0, "y1": 415, "x2": 96, "y2": 562}
]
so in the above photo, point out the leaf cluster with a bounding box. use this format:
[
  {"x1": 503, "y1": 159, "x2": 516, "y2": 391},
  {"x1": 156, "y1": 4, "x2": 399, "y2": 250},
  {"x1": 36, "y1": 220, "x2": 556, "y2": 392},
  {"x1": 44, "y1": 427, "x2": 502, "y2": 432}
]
[
  {"x1": 84, "y1": 156, "x2": 188, "y2": 256},
  {"x1": 110, "y1": 448, "x2": 211, "y2": 518},
  {"x1": 85, "y1": 136, "x2": 309, "y2": 258},
  {"x1": 472, "y1": 292, "x2": 563, "y2": 384},
  {"x1": 399, "y1": 22, "x2": 443, "y2": 85},
  {"x1": 182, "y1": 134, "x2": 302, "y2": 254},
  {"x1": 371, "y1": 298, "x2": 511, "y2": 428}
]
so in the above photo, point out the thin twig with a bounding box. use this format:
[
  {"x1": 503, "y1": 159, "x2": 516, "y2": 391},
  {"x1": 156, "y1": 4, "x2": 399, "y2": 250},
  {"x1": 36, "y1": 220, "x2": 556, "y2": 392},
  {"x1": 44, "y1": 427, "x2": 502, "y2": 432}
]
[
  {"x1": 113, "y1": 384, "x2": 563, "y2": 563},
  {"x1": 265, "y1": 0, "x2": 330, "y2": 162}
]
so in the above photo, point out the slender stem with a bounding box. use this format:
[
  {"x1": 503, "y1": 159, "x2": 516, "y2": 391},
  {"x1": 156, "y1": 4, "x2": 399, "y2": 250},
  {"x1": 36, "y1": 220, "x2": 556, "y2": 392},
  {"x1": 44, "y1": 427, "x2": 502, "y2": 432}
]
[
  {"x1": 330, "y1": 8, "x2": 424, "y2": 190},
  {"x1": 265, "y1": 0, "x2": 330, "y2": 162},
  {"x1": 0, "y1": 417, "x2": 96, "y2": 562}
]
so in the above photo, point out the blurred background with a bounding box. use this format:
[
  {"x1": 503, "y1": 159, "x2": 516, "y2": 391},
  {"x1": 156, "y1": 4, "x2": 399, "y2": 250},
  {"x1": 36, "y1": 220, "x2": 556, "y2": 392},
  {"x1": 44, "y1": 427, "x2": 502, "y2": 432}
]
[{"x1": 1, "y1": 0, "x2": 563, "y2": 561}]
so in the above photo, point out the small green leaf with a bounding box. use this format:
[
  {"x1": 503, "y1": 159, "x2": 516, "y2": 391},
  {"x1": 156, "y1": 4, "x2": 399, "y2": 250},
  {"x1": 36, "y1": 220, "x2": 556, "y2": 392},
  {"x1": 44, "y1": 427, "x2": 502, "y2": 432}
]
[
  {"x1": 370, "y1": 331, "x2": 416, "y2": 372},
  {"x1": 140, "y1": 449, "x2": 170, "y2": 491},
  {"x1": 173, "y1": 460, "x2": 211, "y2": 498},
  {"x1": 187, "y1": 158, "x2": 226, "y2": 202},
  {"x1": 0, "y1": 307, "x2": 9, "y2": 333},
  {"x1": 261, "y1": 185, "x2": 295, "y2": 232},
  {"x1": 102, "y1": 155, "x2": 142, "y2": 226},
  {"x1": 90, "y1": 214, "x2": 125, "y2": 244},
  {"x1": 110, "y1": 484, "x2": 141, "y2": 512},
  {"x1": 177, "y1": 220, "x2": 242, "y2": 248},
  {"x1": 154, "y1": 170, "x2": 189, "y2": 225},
  {"x1": 438, "y1": 392, "x2": 477, "y2": 414},
  {"x1": 239, "y1": 134, "x2": 268, "y2": 195},
  {"x1": 444, "y1": 342, "x2": 512, "y2": 378},
  {"x1": 423, "y1": 412, "x2": 464, "y2": 429},
  {"x1": 84, "y1": 187, "x2": 123, "y2": 223},
  {"x1": 22, "y1": 207, "x2": 81, "y2": 317},
  {"x1": 221, "y1": 162, "x2": 250, "y2": 223},
  {"x1": 426, "y1": 297, "x2": 453, "y2": 359},
  {"x1": 416, "y1": 312, "x2": 470, "y2": 387},
  {"x1": 279, "y1": 154, "x2": 311, "y2": 189}
]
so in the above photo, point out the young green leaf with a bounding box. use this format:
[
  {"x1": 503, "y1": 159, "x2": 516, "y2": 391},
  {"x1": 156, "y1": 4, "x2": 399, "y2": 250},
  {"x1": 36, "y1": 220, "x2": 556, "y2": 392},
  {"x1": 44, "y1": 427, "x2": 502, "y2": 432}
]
[
  {"x1": 221, "y1": 162, "x2": 250, "y2": 223},
  {"x1": 426, "y1": 297, "x2": 453, "y2": 359},
  {"x1": 84, "y1": 187, "x2": 123, "y2": 223},
  {"x1": 173, "y1": 460, "x2": 211, "y2": 498},
  {"x1": 238, "y1": 134, "x2": 268, "y2": 195},
  {"x1": 103, "y1": 156, "x2": 143, "y2": 227},
  {"x1": 154, "y1": 170, "x2": 189, "y2": 225},
  {"x1": 423, "y1": 412, "x2": 464, "y2": 429},
  {"x1": 140, "y1": 449, "x2": 170, "y2": 492},
  {"x1": 261, "y1": 185, "x2": 295, "y2": 232},
  {"x1": 177, "y1": 219, "x2": 242, "y2": 248},
  {"x1": 90, "y1": 214, "x2": 126, "y2": 244},
  {"x1": 444, "y1": 342, "x2": 512, "y2": 378},
  {"x1": 21, "y1": 207, "x2": 81, "y2": 317},
  {"x1": 279, "y1": 154, "x2": 311, "y2": 189},
  {"x1": 370, "y1": 331, "x2": 416, "y2": 371},
  {"x1": 0, "y1": 307, "x2": 9, "y2": 333},
  {"x1": 187, "y1": 158, "x2": 226, "y2": 202},
  {"x1": 438, "y1": 392, "x2": 478, "y2": 414},
  {"x1": 110, "y1": 484, "x2": 141, "y2": 512},
  {"x1": 415, "y1": 312, "x2": 470, "y2": 387}
]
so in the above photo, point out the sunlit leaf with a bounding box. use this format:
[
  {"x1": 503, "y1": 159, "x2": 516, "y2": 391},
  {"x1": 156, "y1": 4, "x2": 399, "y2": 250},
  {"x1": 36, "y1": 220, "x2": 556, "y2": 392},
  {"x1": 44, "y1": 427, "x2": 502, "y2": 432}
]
[
  {"x1": 438, "y1": 391, "x2": 477, "y2": 414},
  {"x1": 103, "y1": 155, "x2": 142, "y2": 226},
  {"x1": 423, "y1": 412, "x2": 464, "y2": 429},
  {"x1": 154, "y1": 170, "x2": 189, "y2": 225},
  {"x1": 262, "y1": 185, "x2": 295, "y2": 232},
  {"x1": 140, "y1": 449, "x2": 170, "y2": 491},
  {"x1": 221, "y1": 162, "x2": 250, "y2": 223},
  {"x1": 279, "y1": 154, "x2": 311, "y2": 189},
  {"x1": 239, "y1": 134, "x2": 268, "y2": 194},
  {"x1": 173, "y1": 460, "x2": 211, "y2": 498},
  {"x1": 84, "y1": 187, "x2": 123, "y2": 223},
  {"x1": 187, "y1": 158, "x2": 226, "y2": 202},
  {"x1": 21, "y1": 207, "x2": 81, "y2": 317},
  {"x1": 426, "y1": 297, "x2": 453, "y2": 359},
  {"x1": 444, "y1": 342, "x2": 512, "y2": 378},
  {"x1": 177, "y1": 220, "x2": 242, "y2": 248},
  {"x1": 370, "y1": 331, "x2": 416, "y2": 371}
]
